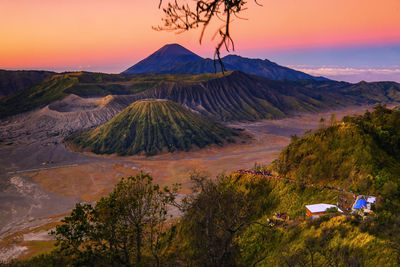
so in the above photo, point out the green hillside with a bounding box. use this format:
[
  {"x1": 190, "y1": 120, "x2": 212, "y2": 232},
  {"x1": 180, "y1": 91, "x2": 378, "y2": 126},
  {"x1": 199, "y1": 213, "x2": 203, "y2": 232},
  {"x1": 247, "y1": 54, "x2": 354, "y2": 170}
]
[
  {"x1": 65, "y1": 100, "x2": 238, "y2": 156},
  {"x1": 272, "y1": 105, "x2": 400, "y2": 195}
]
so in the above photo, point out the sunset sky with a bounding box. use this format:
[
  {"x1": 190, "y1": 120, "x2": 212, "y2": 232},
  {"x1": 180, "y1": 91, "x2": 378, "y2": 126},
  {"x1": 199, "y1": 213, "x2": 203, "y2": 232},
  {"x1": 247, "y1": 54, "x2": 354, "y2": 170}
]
[{"x1": 1, "y1": 0, "x2": 400, "y2": 82}]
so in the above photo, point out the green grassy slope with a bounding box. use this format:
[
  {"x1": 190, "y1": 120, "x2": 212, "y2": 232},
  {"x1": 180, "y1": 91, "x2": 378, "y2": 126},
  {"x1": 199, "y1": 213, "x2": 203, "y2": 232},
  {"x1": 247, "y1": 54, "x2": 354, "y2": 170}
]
[
  {"x1": 161, "y1": 173, "x2": 398, "y2": 266},
  {"x1": 239, "y1": 214, "x2": 397, "y2": 266},
  {"x1": 238, "y1": 107, "x2": 400, "y2": 266},
  {"x1": 65, "y1": 100, "x2": 238, "y2": 156},
  {"x1": 272, "y1": 105, "x2": 400, "y2": 194}
]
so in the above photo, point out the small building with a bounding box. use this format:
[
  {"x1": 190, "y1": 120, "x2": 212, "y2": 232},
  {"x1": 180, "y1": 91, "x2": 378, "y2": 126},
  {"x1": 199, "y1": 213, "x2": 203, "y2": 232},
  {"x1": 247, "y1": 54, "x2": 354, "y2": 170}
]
[{"x1": 305, "y1": 203, "x2": 343, "y2": 219}]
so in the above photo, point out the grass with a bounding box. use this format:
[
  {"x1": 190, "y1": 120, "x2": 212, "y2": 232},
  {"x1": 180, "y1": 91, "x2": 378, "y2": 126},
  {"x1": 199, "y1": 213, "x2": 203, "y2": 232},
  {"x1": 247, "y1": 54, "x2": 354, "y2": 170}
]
[
  {"x1": 18, "y1": 241, "x2": 57, "y2": 260},
  {"x1": 239, "y1": 215, "x2": 397, "y2": 266},
  {"x1": 0, "y1": 222, "x2": 62, "y2": 261}
]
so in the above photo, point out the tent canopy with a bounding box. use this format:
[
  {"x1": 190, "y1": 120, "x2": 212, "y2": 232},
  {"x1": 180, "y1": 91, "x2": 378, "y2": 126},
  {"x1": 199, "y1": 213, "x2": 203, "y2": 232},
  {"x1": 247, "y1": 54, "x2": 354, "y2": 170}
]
[{"x1": 354, "y1": 199, "x2": 368, "y2": 209}]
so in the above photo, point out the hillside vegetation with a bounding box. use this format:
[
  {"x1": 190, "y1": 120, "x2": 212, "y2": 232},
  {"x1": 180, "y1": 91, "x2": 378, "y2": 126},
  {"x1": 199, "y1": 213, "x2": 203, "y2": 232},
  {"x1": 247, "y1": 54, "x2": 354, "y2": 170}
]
[
  {"x1": 0, "y1": 74, "x2": 76, "y2": 118},
  {"x1": 0, "y1": 70, "x2": 54, "y2": 98},
  {"x1": 65, "y1": 100, "x2": 238, "y2": 156},
  {"x1": 272, "y1": 105, "x2": 400, "y2": 197},
  {"x1": 8, "y1": 172, "x2": 399, "y2": 266}
]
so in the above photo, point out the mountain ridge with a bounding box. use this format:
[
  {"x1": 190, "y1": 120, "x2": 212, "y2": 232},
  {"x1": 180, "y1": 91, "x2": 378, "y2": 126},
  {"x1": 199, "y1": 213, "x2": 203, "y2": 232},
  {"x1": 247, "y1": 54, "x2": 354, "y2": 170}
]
[
  {"x1": 2, "y1": 70, "x2": 400, "y2": 121},
  {"x1": 0, "y1": 70, "x2": 55, "y2": 98},
  {"x1": 122, "y1": 44, "x2": 203, "y2": 74},
  {"x1": 122, "y1": 44, "x2": 328, "y2": 81}
]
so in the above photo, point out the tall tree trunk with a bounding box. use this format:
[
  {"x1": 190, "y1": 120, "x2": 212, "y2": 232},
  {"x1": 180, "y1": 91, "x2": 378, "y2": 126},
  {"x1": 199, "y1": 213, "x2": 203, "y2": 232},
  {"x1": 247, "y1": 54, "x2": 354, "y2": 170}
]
[{"x1": 136, "y1": 224, "x2": 142, "y2": 265}]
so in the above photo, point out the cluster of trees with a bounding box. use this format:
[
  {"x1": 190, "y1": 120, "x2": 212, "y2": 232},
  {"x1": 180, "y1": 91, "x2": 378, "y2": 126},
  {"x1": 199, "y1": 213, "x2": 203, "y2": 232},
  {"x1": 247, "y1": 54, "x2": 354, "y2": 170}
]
[
  {"x1": 51, "y1": 173, "x2": 177, "y2": 266},
  {"x1": 5, "y1": 173, "x2": 400, "y2": 266},
  {"x1": 6, "y1": 171, "x2": 276, "y2": 266},
  {"x1": 166, "y1": 171, "x2": 276, "y2": 266}
]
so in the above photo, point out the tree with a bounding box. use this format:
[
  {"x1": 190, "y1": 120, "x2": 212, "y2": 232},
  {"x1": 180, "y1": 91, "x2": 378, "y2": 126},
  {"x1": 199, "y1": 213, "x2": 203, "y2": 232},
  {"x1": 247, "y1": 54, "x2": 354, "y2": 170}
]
[
  {"x1": 52, "y1": 172, "x2": 179, "y2": 266},
  {"x1": 318, "y1": 117, "x2": 326, "y2": 129},
  {"x1": 330, "y1": 113, "x2": 336, "y2": 126},
  {"x1": 51, "y1": 203, "x2": 96, "y2": 265},
  {"x1": 178, "y1": 171, "x2": 276, "y2": 266},
  {"x1": 156, "y1": 0, "x2": 262, "y2": 69}
]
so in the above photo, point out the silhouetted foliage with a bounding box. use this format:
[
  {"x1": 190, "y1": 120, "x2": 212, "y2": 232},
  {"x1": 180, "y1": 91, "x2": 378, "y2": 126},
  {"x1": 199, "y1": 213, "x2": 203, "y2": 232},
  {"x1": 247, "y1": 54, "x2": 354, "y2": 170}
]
[{"x1": 156, "y1": 0, "x2": 262, "y2": 69}]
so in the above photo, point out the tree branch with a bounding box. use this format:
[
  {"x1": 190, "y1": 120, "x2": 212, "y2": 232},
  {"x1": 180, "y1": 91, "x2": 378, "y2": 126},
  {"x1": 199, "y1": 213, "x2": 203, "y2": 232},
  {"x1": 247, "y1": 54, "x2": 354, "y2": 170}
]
[{"x1": 155, "y1": 0, "x2": 262, "y2": 72}]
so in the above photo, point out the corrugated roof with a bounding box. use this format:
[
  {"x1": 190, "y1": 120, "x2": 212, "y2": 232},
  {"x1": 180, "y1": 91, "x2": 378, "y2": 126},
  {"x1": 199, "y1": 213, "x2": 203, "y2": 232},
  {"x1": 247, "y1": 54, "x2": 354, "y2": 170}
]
[{"x1": 305, "y1": 203, "x2": 343, "y2": 213}]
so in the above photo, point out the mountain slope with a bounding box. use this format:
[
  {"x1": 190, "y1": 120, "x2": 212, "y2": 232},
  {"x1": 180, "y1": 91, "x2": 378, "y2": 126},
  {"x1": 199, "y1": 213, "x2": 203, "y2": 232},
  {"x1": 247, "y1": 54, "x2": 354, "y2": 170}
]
[
  {"x1": 221, "y1": 55, "x2": 328, "y2": 81},
  {"x1": 271, "y1": 105, "x2": 400, "y2": 194},
  {"x1": 121, "y1": 44, "x2": 328, "y2": 81},
  {"x1": 338, "y1": 81, "x2": 400, "y2": 103},
  {"x1": 136, "y1": 71, "x2": 364, "y2": 121},
  {"x1": 0, "y1": 72, "x2": 226, "y2": 119},
  {"x1": 0, "y1": 70, "x2": 54, "y2": 98},
  {"x1": 122, "y1": 44, "x2": 203, "y2": 74},
  {"x1": 164, "y1": 58, "x2": 236, "y2": 74},
  {"x1": 65, "y1": 100, "x2": 238, "y2": 156},
  {"x1": 3, "y1": 70, "x2": 400, "y2": 121}
]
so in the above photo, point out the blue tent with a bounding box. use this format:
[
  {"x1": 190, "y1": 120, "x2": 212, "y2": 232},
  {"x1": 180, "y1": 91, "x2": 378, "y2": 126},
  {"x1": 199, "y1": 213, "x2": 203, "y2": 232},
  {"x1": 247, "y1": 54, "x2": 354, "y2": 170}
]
[{"x1": 354, "y1": 199, "x2": 368, "y2": 209}]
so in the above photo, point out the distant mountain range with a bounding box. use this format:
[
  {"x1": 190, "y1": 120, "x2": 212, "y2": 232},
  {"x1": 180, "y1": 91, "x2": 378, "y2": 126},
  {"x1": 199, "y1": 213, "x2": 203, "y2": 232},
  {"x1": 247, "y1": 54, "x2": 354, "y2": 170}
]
[
  {"x1": 122, "y1": 44, "x2": 328, "y2": 81},
  {"x1": 1, "y1": 44, "x2": 400, "y2": 124},
  {"x1": 135, "y1": 71, "x2": 400, "y2": 121},
  {"x1": 2, "y1": 70, "x2": 400, "y2": 122}
]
